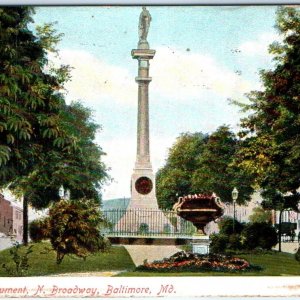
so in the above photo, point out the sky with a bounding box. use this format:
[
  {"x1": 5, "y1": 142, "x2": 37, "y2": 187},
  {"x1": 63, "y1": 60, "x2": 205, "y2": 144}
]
[{"x1": 31, "y1": 6, "x2": 280, "y2": 200}]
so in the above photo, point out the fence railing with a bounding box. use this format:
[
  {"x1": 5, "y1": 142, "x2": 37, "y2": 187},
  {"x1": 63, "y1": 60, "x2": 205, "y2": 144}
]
[{"x1": 102, "y1": 208, "x2": 196, "y2": 238}]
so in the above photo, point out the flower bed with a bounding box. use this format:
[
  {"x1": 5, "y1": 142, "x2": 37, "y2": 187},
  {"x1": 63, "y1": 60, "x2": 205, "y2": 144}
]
[{"x1": 136, "y1": 251, "x2": 262, "y2": 273}]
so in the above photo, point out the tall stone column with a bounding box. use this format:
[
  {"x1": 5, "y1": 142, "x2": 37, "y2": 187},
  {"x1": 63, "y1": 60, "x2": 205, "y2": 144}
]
[
  {"x1": 132, "y1": 49, "x2": 155, "y2": 170},
  {"x1": 129, "y1": 49, "x2": 158, "y2": 209}
]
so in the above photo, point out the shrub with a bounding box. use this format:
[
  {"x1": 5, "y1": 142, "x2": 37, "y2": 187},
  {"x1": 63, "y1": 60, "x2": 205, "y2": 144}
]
[
  {"x1": 218, "y1": 216, "x2": 245, "y2": 235},
  {"x1": 228, "y1": 233, "x2": 242, "y2": 250},
  {"x1": 210, "y1": 233, "x2": 228, "y2": 253},
  {"x1": 2, "y1": 243, "x2": 33, "y2": 276},
  {"x1": 138, "y1": 223, "x2": 149, "y2": 234},
  {"x1": 163, "y1": 224, "x2": 171, "y2": 234},
  {"x1": 210, "y1": 232, "x2": 243, "y2": 254},
  {"x1": 29, "y1": 218, "x2": 50, "y2": 242},
  {"x1": 295, "y1": 247, "x2": 300, "y2": 262},
  {"x1": 31, "y1": 198, "x2": 110, "y2": 264},
  {"x1": 50, "y1": 199, "x2": 110, "y2": 264},
  {"x1": 242, "y1": 222, "x2": 277, "y2": 250}
]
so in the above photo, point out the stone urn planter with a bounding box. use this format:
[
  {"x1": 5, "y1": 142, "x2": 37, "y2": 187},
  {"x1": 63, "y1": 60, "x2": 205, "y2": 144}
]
[{"x1": 173, "y1": 193, "x2": 224, "y2": 235}]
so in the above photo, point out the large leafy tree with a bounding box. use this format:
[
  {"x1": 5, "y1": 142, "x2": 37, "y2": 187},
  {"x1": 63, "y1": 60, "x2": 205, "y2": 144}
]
[
  {"x1": 0, "y1": 8, "x2": 108, "y2": 247},
  {"x1": 0, "y1": 8, "x2": 74, "y2": 173},
  {"x1": 191, "y1": 126, "x2": 254, "y2": 204},
  {"x1": 235, "y1": 7, "x2": 300, "y2": 251},
  {"x1": 156, "y1": 127, "x2": 254, "y2": 209},
  {"x1": 156, "y1": 132, "x2": 207, "y2": 209},
  {"x1": 0, "y1": 7, "x2": 81, "y2": 244},
  {"x1": 12, "y1": 101, "x2": 109, "y2": 210}
]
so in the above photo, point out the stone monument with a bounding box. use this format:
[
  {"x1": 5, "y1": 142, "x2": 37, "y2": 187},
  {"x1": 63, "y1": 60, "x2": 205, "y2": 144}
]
[
  {"x1": 116, "y1": 7, "x2": 173, "y2": 234},
  {"x1": 130, "y1": 6, "x2": 157, "y2": 210}
]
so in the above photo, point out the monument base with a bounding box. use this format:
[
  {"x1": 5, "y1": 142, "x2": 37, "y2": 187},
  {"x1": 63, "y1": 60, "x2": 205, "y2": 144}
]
[{"x1": 191, "y1": 235, "x2": 210, "y2": 255}]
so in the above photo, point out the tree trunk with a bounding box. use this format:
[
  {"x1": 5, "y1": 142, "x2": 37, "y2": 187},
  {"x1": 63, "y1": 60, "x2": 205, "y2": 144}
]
[
  {"x1": 22, "y1": 195, "x2": 29, "y2": 246},
  {"x1": 278, "y1": 209, "x2": 283, "y2": 252}
]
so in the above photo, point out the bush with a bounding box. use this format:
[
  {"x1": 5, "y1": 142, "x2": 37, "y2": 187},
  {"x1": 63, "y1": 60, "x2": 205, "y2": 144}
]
[
  {"x1": 29, "y1": 218, "x2": 50, "y2": 242},
  {"x1": 138, "y1": 223, "x2": 149, "y2": 234},
  {"x1": 31, "y1": 199, "x2": 110, "y2": 264},
  {"x1": 242, "y1": 222, "x2": 277, "y2": 250},
  {"x1": 218, "y1": 216, "x2": 245, "y2": 235},
  {"x1": 210, "y1": 234, "x2": 228, "y2": 253},
  {"x1": 228, "y1": 233, "x2": 243, "y2": 250},
  {"x1": 295, "y1": 248, "x2": 300, "y2": 262},
  {"x1": 211, "y1": 221, "x2": 277, "y2": 253},
  {"x1": 210, "y1": 232, "x2": 243, "y2": 254},
  {"x1": 2, "y1": 243, "x2": 33, "y2": 276},
  {"x1": 49, "y1": 199, "x2": 110, "y2": 264}
]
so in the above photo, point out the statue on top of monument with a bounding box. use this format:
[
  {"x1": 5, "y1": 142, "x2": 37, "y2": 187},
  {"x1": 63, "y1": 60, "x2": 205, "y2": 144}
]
[{"x1": 138, "y1": 7, "x2": 152, "y2": 48}]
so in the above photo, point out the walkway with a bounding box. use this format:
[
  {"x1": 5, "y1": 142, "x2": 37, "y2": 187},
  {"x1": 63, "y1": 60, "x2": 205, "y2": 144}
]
[
  {"x1": 0, "y1": 237, "x2": 14, "y2": 251},
  {"x1": 50, "y1": 271, "x2": 123, "y2": 277},
  {"x1": 274, "y1": 242, "x2": 298, "y2": 254},
  {"x1": 124, "y1": 245, "x2": 181, "y2": 266}
]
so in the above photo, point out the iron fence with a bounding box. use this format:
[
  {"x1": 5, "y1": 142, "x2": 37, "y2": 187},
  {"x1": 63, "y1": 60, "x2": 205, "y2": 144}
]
[{"x1": 102, "y1": 208, "x2": 196, "y2": 238}]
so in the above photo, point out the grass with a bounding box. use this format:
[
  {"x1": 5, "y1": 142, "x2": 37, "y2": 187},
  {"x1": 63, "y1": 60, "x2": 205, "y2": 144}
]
[
  {"x1": 0, "y1": 241, "x2": 135, "y2": 277},
  {"x1": 1, "y1": 242, "x2": 299, "y2": 276},
  {"x1": 117, "y1": 251, "x2": 300, "y2": 276}
]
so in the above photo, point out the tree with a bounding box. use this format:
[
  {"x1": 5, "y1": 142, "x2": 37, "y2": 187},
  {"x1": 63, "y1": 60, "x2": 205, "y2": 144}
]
[
  {"x1": 0, "y1": 8, "x2": 74, "y2": 174},
  {"x1": 156, "y1": 132, "x2": 207, "y2": 209},
  {"x1": 234, "y1": 7, "x2": 300, "y2": 251},
  {"x1": 0, "y1": 7, "x2": 79, "y2": 244},
  {"x1": 29, "y1": 198, "x2": 109, "y2": 264},
  {"x1": 156, "y1": 127, "x2": 255, "y2": 209},
  {"x1": 0, "y1": 8, "x2": 109, "y2": 245},
  {"x1": 248, "y1": 206, "x2": 272, "y2": 224},
  {"x1": 191, "y1": 126, "x2": 254, "y2": 204},
  {"x1": 11, "y1": 101, "x2": 109, "y2": 211}
]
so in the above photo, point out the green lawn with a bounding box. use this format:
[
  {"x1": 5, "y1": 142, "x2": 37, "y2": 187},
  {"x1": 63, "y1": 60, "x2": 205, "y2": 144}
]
[
  {"x1": 118, "y1": 252, "x2": 300, "y2": 276},
  {"x1": 1, "y1": 242, "x2": 299, "y2": 276},
  {"x1": 0, "y1": 242, "x2": 135, "y2": 277}
]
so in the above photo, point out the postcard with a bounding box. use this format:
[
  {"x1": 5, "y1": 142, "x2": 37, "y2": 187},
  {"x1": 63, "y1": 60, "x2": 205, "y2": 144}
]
[{"x1": 1, "y1": 1, "x2": 300, "y2": 298}]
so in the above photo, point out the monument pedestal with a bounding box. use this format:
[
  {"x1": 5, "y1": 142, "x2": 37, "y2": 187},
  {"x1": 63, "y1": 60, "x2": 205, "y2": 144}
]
[
  {"x1": 191, "y1": 235, "x2": 211, "y2": 255},
  {"x1": 130, "y1": 168, "x2": 158, "y2": 209}
]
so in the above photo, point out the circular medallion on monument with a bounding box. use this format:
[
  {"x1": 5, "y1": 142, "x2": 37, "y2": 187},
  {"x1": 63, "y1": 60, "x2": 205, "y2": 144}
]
[{"x1": 135, "y1": 176, "x2": 153, "y2": 195}]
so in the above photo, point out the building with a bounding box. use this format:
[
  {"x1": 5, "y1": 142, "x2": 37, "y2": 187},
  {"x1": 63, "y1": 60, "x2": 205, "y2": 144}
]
[{"x1": 0, "y1": 193, "x2": 23, "y2": 241}]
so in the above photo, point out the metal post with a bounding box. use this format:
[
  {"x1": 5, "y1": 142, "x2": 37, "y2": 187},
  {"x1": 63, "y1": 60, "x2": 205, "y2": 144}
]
[
  {"x1": 232, "y1": 187, "x2": 238, "y2": 234},
  {"x1": 233, "y1": 200, "x2": 236, "y2": 234}
]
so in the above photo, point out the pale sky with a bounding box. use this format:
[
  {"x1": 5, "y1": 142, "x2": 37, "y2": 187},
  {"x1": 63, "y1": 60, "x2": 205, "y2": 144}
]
[{"x1": 31, "y1": 6, "x2": 279, "y2": 200}]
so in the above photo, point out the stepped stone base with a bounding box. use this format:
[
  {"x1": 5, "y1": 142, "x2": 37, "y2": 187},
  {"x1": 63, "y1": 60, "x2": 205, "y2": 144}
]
[{"x1": 191, "y1": 235, "x2": 211, "y2": 254}]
